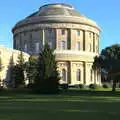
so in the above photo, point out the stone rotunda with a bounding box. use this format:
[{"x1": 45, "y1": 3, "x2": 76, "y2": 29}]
[{"x1": 12, "y1": 3, "x2": 101, "y2": 85}]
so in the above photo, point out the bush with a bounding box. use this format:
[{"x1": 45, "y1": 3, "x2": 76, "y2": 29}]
[
  {"x1": 79, "y1": 84, "x2": 84, "y2": 89},
  {"x1": 26, "y1": 83, "x2": 34, "y2": 89},
  {"x1": 102, "y1": 84, "x2": 109, "y2": 88},
  {"x1": 60, "y1": 84, "x2": 68, "y2": 90},
  {"x1": 89, "y1": 84, "x2": 97, "y2": 89}
]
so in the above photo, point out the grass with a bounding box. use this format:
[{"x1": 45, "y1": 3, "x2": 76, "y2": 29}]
[{"x1": 0, "y1": 88, "x2": 120, "y2": 120}]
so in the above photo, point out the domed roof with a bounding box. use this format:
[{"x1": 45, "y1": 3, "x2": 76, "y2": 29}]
[{"x1": 12, "y1": 3, "x2": 100, "y2": 31}]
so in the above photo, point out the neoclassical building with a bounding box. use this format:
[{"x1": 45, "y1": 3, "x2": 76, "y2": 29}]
[{"x1": 12, "y1": 3, "x2": 101, "y2": 85}]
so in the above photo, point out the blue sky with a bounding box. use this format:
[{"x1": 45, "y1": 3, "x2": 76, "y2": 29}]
[{"x1": 0, "y1": 0, "x2": 120, "y2": 50}]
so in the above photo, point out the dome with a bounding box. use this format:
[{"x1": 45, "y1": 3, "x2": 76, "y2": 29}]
[{"x1": 12, "y1": 3, "x2": 100, "y2": 31}]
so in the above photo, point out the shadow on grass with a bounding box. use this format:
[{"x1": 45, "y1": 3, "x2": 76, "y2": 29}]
[
  {"x1": 61, "y1": 89, "x2": 120, "y2": 97},
  {"x1": 1, "y1": 88, "x2": 120, "y2": 97}
]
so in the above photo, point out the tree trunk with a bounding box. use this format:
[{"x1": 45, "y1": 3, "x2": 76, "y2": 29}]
[{"x1": 112, "y1": 80, "x2": 116, "y2": 92}]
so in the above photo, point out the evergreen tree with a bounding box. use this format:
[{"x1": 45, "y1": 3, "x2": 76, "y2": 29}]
[
  {"x1": 17, "y1": 51, "x2": 25, "y2": 69},
  {"x1": 25, "y1": 56, "x2": 37, "y2": 84},
  {"x1": 12, "y1": 51, "x2": 25, "y2": 87},
  {"x1": 34, "y1": 43, "x2": 60, "y2": 93}
]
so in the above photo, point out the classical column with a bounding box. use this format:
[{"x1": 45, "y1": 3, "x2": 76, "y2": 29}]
[
  {"x1": 42, "y1": 29, "x2": 45, "y2": 46},
  {"x1": 67, "y1": 61, "x2": 71, "y2": 84},
  {"x1": 67, "y1": 29, "x2": 71, "y2": 50},
  {"x1": 55, "y1": 29, "x2": 58, "y2": 49},
  {"x1": 98, "y1": 34, "x2": 100, "y2": 54},
  {"x1": 84, "y1": 31, "x2": 88, "y2": 51},
  {"x1": 83, "y1": 62, "x2": 87, "y2": 84},
  {"x1": 93, "y1": 33, "x2": 95, "y2": 52}
]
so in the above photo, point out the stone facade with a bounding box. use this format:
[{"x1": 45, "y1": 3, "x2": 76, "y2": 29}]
[
  {"x1": 0, "y1": 46, "x2": 30, "y2": 86},
  {"x1": 12, "y1": 3, "x2": 101, "y2": 86}
]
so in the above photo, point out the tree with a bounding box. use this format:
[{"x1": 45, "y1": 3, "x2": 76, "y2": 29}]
[
  {"x1": 25, "y1": 56, "x2": 37, "y2": 84},
  {"x1": 34, "y1": 43, "x2": 60, "y2": 93},
  {"x1": 93, "y1": 44, "x2": 120, "y2": 91},
  {"x1": 0, "y1": 57, "x2": 2, "y2": 86},
  {"x1": 17, "y1": 51, "x2": 25, "y2": 69},
  {"x1": 12, "y1": 51, "x2": 25, "y2": 87}
]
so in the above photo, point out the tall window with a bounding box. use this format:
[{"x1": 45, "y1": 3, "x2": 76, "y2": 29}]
[
  {"x1": 60, "y1": 41, "x2": 66, "y2": 50},
  {"x1": 24, "y1": 44, "x2": 27, "y2": 52},
  {"x1": 48, "y1": 42, "x2": 52, "y2": 49},
  {"x1": 61, "y1": 29, "x2": 65, "y2": 35},
  {"x1": 62, "y1": 69, "x2": 67, "y2": 82},
  {"x1": 35, "y1": 42, "x2": 39, "y2": 53},
  {"x1": 48, "y1": 29, "x2": 52, "y2": 36},
  {"x1": 76, "y1": 69, "x2": 81, "y2": 81},
  {"x1": 77, "y1": 30, "x2": 80, "y2": 36},
  {"x1": 76, "y1": 42, "x2": 80, "y2": 50}
]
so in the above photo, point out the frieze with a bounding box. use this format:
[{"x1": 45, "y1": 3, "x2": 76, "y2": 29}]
[{"x1": 13, "y1": 23, "x2": 100, "y2": 35}]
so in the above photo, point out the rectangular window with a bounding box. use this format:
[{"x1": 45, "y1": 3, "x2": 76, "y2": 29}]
[
  {"x1": 77, "y1": 30, "x2": 80, "y2": 36},
  {"x1": 24, "y1": 44, "x2": 27, "y2": 52},
  {"x1": 76, "y1": 42, "x2": 80, "y2": 50},
  {"x1": 35, "y1": 42, "x2": 39, "y2": 53},
  {"x1": 48, "y1": 42, "x2": 52, "y2": 49},
  {"x1": 76, "y1": 69, "x2": 81, "y2": 81},
  {"x1": 61, "y1": 29, "x2": 65, "y2": 35},
  {"x1": 60, "y1": 41, "x2": 66, "y2": 50},
  {"x1": 48, "y1": 29, "x2": 52, "y2": 35}
]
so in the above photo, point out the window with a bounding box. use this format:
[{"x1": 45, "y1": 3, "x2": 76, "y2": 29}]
[
  {"x1": 77, "y1": 30, "x2": 80, "y2": 36},
  {"x1": 48, "y1": 42, "x2": 52, "y2": 49},
  {"x1": 76, "y1": 69, "x2": 81, "y2": 81},
  {"x1": 35, "y1": 42, "x2": 39, "y2": 53},
  {"x1": 61, "y1": 29, "x2": 65, "y2": 35},
  {"x1": 48, "y1": 29, "x2": 52, "y2": 35},
  {"x1": 24, "y1": 44, "x2": 27, "y2": 52},
  {"x1": 60, "y1": 41, "x2": 66, "y2": 50},
  {"x1": 62, "y1": 69, "x2": 67, "y2": 82},
  {"x1": 76, "y1": 42, "x2": 80, "y2": 50},
  {"x1": 30, "y1": 33, "x2": 32, "y2": 39}
]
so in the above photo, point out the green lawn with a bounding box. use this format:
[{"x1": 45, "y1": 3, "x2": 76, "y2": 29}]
[{"x1": 0, "y1": 89, "x2": 120, "y2": 120}]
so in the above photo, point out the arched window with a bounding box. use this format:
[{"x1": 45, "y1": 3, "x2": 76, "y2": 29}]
[
  {"x1": 76, "y1": 69, "x2": 81, "y2": 81},
  {"x1": 62, "y1": 69, "x2": 67, "y2": 82},
  {"x1": 76, "y1": 42, "x2": 80, "y2": 50}
]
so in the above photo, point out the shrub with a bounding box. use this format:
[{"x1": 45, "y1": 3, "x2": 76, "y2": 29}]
[
  {"x1": 60, "y1": 84, "x2": 68, "y2": 90},
  {"x1": 102, "y1": 84, "x2": 109, "y2": 88},
  {"x1": 79, "y1": 84, "x2": 84, "y2": 89},
  {"x1": 26, "y1": 83, "x2": 34, "y2": 89},
  {"x1": 89, "y1": 84, "x2": 97, "y2": 89}
]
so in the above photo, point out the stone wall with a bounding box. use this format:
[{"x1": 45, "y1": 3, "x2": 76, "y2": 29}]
[{"x1": 0, "y1": 46, "x2": 29, "y2": 86}]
